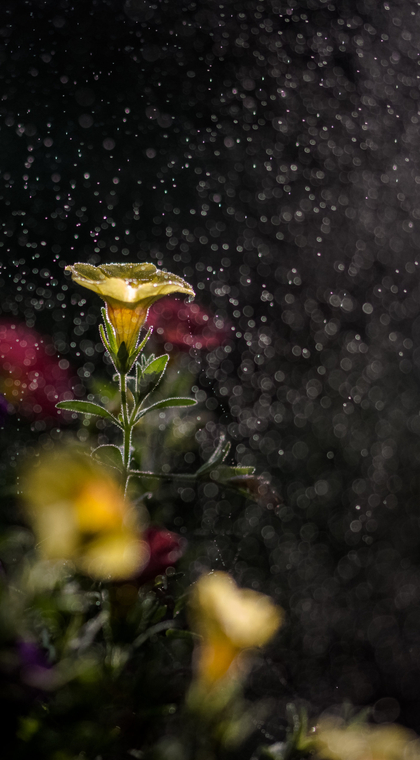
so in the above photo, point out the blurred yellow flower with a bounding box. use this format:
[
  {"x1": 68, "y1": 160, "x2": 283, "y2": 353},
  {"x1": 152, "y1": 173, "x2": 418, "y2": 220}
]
[
  {"x1": 313, "y1": 718, "x2": 420, "y2": 760},
  {"x1": 65, "y1": 262, "x2": 195, "y2": 356},
  {"x1": 189, "y1": 571, "x2": 282, "y2": 688},
  {"x1": 22, "y1": 448, "x2": 148, "y2": 581}
]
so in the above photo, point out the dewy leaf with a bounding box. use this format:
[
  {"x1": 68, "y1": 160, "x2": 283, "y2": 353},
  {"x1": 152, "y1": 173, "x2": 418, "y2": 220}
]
[
  {"x1": 101, "y1": 307, "x2": 118, "y2": 354},
  {"x1": 92, "y1": 444, "x2": 123, "y2": 471},
  {"x1": 229, "y1": 466, "x2": 256, "y2": 476},
  {"x1": 56, "y1": 400, "x2": 121, "y2": 425},
  {"x1": 135, "y1": 354, "x2": 169, "y2": 404},
  {"x1": 98, "y1": 323, "x2": 111, "y2": 354},
  {"x1": 134, "y1": 396, "x2": 197, "y2": 423},
  {"x1": 143, "y1": 354, "x2": 169, "y2": 377},
  {"x1": 136, "y1": 326, "x2": 153, "y2": 354},
  {"x1": 209, "y1": 465, "x2": 252, "y2": 482}
]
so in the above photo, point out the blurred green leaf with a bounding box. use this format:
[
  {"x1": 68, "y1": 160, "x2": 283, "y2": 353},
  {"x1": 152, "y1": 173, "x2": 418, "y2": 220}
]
[
  {"x1": 165, "y1": 629, "x2": 200, "y2": 641},
  {"x1": 195, "y1": 433, "x2": 231, "y2": 477}
]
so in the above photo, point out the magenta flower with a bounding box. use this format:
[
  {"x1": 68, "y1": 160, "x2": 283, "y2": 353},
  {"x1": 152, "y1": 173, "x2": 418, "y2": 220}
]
[
  {"x1": 137, "y1": 526, "x2": 185, "y2": 584},
  {"x1": 147, "y1": 298, "x2": 230, "y2": 351},
  {"x1": 0, "y1": 321, "x2": 74, "y2": 420}
]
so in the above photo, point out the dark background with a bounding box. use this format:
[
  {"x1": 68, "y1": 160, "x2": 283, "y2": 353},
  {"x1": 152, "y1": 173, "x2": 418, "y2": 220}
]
[{"x1": 2, "y1": 0, "x2": 420, "y2": 740}]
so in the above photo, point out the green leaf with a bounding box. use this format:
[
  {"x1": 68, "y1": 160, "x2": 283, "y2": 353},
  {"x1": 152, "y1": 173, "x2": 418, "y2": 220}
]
[
  {"x1": 134, "y1": 397, "x2": 197, "y2": 423},
  {"x1": 140, "y1": 352, "x2": 154, "y2": 370},
  {"x1": 56, "y1": 400, "x2": 120, "y2": 425},
  {"x1": 143, "y1": 354, "x2": 169, "y2": 377},
  {"x1": 98, "y1": 323, "x2": 111, "y2": 354},
  {"x1": 92, "y1": 444, "x2": 123, "y2": 471},
  {"x1": 101, "y1": 307, "x2": 118, "y2": 354},
  {"x1": 134, "y1": 353, "x2": 170, "y2": 405},
  {"x1": 209, "y1": 465, "x2": 255, "y2": 482},
  {"x1": 195, "y1": 433, "x2": 231, "y2": 477},
  {"x1": 228, "y1": 466, "x2": 255, "y2": 476},
  {"x1": 165, "y1": 629, "x2": 200, "y2": 641},
  {"x1": 150, "y1": 604, "x2": 167, "y2": 624},
  {"x1": 136, "y1": 327, "x2": 153, "y2": 355}
]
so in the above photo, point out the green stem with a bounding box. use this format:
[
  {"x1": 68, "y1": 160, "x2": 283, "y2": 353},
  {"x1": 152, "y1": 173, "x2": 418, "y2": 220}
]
[{"x1": 119, "y1": 372, "x2": 132, "y2": 494}]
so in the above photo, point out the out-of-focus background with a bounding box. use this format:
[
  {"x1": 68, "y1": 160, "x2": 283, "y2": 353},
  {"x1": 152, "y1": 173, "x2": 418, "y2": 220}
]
[{"x1": 1, "y1": 0, "x2": 420, "y2": 737}]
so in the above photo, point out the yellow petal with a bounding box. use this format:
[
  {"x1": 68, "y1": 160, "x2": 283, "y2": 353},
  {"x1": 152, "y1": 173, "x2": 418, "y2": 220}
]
[
  {"x1": 105, "y1": 302, "x2": 149, "y2": 354},
  {"x1": 78, "y1": 532, "x2": 149, "y2": 581},
  {"x1": 74, "y1": 478, "x2": 129, "y2": 533},
  {"x1": 314, "y1": 719, "x2": 420, "y2": 760},
  {"x1": 190, "y1": 572, "x2": 282, "y2": 649},
  {"x1": 194, "y1": 637, "x2": 240, "y2": 686},
  {"x1": 31, "y1": 501, "x2": 79, "y2": 561},
  {"x1": 189, "y1": 572, "x2": 282, "y2": 689},
  {"x1": 22, "y1": 447, "x2": 145, "y2": 581}
]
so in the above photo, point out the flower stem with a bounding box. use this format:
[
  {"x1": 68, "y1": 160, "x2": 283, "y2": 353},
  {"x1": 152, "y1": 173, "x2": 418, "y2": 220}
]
[{"x1": 119, "y1": 372, "x2": 132, "y2": 494}]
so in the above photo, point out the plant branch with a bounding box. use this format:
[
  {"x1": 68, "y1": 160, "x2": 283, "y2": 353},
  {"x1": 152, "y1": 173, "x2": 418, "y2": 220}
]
[{"x1": 129, "y1": 469, "x2": 198, "y2": 483}]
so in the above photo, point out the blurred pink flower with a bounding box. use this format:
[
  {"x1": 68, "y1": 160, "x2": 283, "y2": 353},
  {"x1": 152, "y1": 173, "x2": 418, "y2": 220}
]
[
  {"x1": 137, "y1": 526, "x2": 185, "y2": 584},
  {"x1": 0, "y1": 321, "x2": 74, "y2": 420},
  {"x1": 147, "y1": 297, "x2": 230, "y2": 351}
]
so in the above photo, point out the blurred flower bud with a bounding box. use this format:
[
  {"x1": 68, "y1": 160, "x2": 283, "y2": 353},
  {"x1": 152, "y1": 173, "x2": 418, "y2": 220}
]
[
  {"x1": 313, "y1": 717, "x2": 420, "y2": 760},
  {"x1": 21, "y1": 447, "x2": 149, "y2": 581},
  {"x1": 148, "y1": 297, "x2": 230, "y2": 351},
  {"x1": 137, "y1": 526, "x2": 185, "y2": 584},
  {"x1": 0, "y1": 321, "x2": 73, "y2": 420},
  {"x1": 188, "y1": 571, "x2": 282, "y2": 690}
]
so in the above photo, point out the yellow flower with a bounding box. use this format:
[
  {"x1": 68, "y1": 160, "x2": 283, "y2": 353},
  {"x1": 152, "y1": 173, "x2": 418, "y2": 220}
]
[
  {"x1": 21, "y1": 448, "x2": 149, "y2": 581},
  {"x1": 313, "y1": 718, "x2": 420, "y2": 760},
  {"x1": 65, "y1": 262, "x2": 195, "y2": 358},
  {"x1": 188, "y1": 572, "x2": 282, "y2": 688}
]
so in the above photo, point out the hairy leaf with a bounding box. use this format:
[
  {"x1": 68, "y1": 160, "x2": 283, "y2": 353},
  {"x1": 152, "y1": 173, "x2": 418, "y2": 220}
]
[
  {"x1": 92, "y1": 444, "x2": 123, "y2": 471},
  {"x1": 134, "y1": 396, "x2": 197, "y2": 423},
  {"x1": 56, "y1": 400, "x2": 120, "y2": 425}
]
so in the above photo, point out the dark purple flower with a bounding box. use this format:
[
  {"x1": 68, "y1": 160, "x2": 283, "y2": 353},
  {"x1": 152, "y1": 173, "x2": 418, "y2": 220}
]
[{"x1": 16, "y1": 638, "x2": 52, "y2": 688}]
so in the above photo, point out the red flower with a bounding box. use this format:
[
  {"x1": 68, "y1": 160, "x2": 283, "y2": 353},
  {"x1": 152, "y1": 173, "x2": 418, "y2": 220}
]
[
  {"x1": 147, "y1": 297, "x2": 230, "y2": 351},
  {"x1": 0, "y1": 321, "x2": 74, "y2": 420},
  {"x1": 137, "y1": 526, "x2": 185, "y2": 584}
]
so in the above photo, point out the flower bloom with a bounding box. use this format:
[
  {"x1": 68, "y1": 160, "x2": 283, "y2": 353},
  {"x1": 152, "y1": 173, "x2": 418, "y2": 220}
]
[
  {"x1": 312, "y1": 718, "x2": 420, "y2": 760},
  {"x1": 22, "y1": 448, "x2": 148, "y2": 581},
  {"x1": 0, "y1": 321, "x2": 73, "y2": 420},
  {"x1": 65, "y1": 262, "x2": 195, "y2": 358},
  {"x1": 137, "y1": 526, "x2": 185, "y2": 584},
  {"x1": 148, "y1": 297, "x2": 230, "y2": 351},
  {"x1": 188, "y1": 571, "x2": 282, "y2": 688}
]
